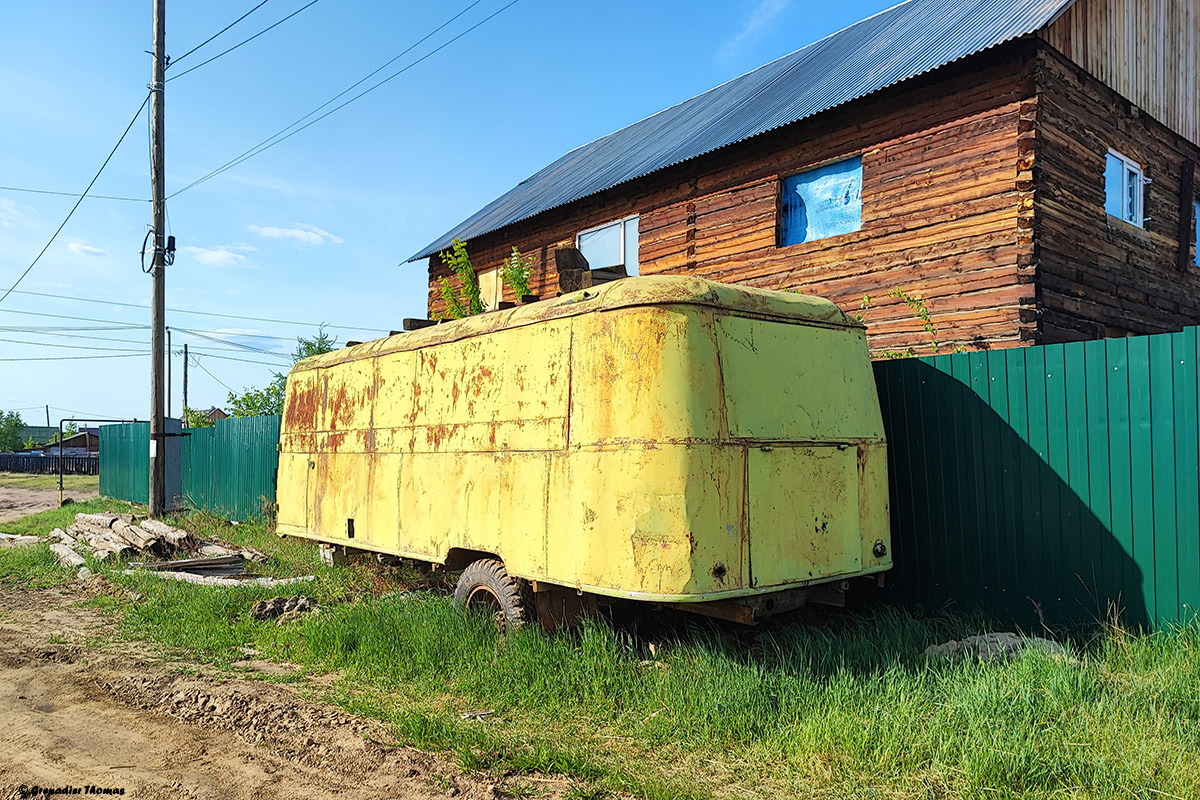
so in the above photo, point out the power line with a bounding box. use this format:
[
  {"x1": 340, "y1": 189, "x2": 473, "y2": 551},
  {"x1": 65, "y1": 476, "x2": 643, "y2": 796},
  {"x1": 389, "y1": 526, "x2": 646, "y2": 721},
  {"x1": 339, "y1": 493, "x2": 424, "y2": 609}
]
[
  {"x1": 170, "y1": 0, "x2": 272, "y2": 67},
  {"x1": 0, "y1": 336, "x2": 145, "y2": 353},
  {"x1": 173, "y1": 327, "x2": 291, "y2": 358},
  {"x1": 168, "y1": 0, "x2": 322, "y2": 82},
  {"x1": 0, "y1": 186, "x2": 146, "y2": 203},
  {"x1": 169, "y1": 0, "x2": 516, "y2": 198},
  {"x1": 191, "y1": 356, "x2": 235, "y2": 391},
  {"x1": 0, "y1": 353, "x2": 144, "y2": 363},
  {"x1": 4, "y1": 288, "x2": 389, "y2": 332},
  {"x1": 0, "y1": 93, "x2": 151, "y2": 307},
  {"x1": 0, "y1": 327, "x2": 288, "y2": 356}
]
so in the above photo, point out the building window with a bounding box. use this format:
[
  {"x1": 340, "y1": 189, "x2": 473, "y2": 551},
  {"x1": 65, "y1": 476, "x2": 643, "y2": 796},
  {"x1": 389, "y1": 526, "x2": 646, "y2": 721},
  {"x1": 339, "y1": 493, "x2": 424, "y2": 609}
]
[
  {"x1": 1194, "y1": 199, "x2": 1199, "y2": 267},
  {"x1": 1104, "y1": 150, "x2": 1145, "y2": 227},
  {"x1": 577, "y1": 215, "x2": 639, "y2": 276},
  {"x1": 780, "y1": 156, "x2": 863, "y2": 246}
]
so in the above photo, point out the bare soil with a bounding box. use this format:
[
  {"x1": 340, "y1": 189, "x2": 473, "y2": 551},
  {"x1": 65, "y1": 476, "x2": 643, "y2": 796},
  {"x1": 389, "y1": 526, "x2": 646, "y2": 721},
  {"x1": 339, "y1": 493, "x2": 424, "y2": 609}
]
[
  {"x1": 0, "y1": 486, "x2": 98, "y2": 525},
  {"x1": 0, "y1": 584, "x2": 572, "y2": 800}
]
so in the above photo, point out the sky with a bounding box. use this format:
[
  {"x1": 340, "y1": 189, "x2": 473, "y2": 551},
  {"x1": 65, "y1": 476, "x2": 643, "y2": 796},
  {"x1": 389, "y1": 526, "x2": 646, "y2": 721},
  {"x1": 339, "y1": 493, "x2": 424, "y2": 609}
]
[{"x1": 0, "y1": 0, "x2": 890, "y2": 428}]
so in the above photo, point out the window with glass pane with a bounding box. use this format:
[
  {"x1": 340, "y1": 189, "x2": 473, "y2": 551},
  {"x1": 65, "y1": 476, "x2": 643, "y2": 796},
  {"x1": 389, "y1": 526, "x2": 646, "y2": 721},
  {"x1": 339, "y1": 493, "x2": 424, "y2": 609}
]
[
  {"x1": 1104, "y1": 150, "x2": 1144, "y2": 227},
  {"x1": 780, "y1": 157, "x2": 863, "y2": 246},
  {"x1": 577, "y1": 215, "x2": 639, "y2": 274}
]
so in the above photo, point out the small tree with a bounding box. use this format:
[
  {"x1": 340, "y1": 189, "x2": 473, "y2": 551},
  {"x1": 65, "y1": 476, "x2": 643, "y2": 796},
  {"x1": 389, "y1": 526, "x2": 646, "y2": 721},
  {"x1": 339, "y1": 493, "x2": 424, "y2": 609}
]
[
  {"x1": 502, "y1": 246, "x2": 534, "y2": 301},
  {"x1": 436, "y1": 239, "x2": 485, "y2": 319},
  {"x1": 227, "y1": 327, "x2": 338, "y2": 417},
  {"x1": 183, "y1": 407, "x2": 215, "y2": 428},
  {"x1": 0, "y1": 411, "x2": 23, "y2": 452}
]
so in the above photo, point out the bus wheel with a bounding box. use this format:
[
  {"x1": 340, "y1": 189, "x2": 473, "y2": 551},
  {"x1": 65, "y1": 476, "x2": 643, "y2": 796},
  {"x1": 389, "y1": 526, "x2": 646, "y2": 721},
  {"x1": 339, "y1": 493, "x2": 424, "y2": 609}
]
[{"x1": 453, "y1": 559, "x2": 531, "y2": 630}]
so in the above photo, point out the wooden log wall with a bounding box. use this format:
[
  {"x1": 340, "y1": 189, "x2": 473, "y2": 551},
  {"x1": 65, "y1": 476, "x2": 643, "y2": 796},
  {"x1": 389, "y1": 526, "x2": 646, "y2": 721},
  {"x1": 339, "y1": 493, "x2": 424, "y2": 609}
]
[
  {"x1": 429, "y1": 45, "x2": 1043, "y2": 354},
  {"x1": 1039, "y1": 0, "x2": 1199, "y2": 148},
  {"x1": 1034, "y1": 46, "x2": 1200, "y2": 341}
]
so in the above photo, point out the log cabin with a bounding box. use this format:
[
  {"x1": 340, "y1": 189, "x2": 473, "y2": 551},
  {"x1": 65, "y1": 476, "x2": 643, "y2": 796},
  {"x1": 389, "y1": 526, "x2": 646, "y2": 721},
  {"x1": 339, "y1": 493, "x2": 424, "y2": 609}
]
[{"x1": 410, "y1": 0, "x2": 1200, "y2": 353}]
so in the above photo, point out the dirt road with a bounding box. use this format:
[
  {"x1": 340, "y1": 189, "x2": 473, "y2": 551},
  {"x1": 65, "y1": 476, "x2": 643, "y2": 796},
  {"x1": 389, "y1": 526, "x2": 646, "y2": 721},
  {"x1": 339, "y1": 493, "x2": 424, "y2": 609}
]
[
  {"x1": 0, "y1": 584, "x2": 566, "y2": 800},
  {"x1": 0, "y1": 486, "x2": 98, "y2": 525}
]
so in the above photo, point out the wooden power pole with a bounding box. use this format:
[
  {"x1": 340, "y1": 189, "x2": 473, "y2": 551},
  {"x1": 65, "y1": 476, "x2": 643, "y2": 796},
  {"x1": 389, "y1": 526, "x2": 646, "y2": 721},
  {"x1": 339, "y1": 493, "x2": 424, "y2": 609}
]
[
  {"x1": 182, "y1": 343, "x2": 188, "y2": 422},
  {"x1": 149, "y1": 0, "x2": 167, "y2": 517}
]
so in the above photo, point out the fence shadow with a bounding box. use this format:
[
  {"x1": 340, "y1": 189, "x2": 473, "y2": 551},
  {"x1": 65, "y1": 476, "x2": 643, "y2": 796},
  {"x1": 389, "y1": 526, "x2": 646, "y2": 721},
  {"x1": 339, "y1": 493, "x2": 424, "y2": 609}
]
[{"x1": 875, "y1": 352, "x2": 1181, "y2": 632}]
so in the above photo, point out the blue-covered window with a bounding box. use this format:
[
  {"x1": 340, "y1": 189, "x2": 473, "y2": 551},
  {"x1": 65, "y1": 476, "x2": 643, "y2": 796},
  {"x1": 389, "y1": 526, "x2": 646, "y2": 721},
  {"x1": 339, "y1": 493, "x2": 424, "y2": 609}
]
[
  {"x1": 1104, "y1": 150, "x2": 1144, "y2": 227},
  {"x1": 1194, "y1": 200, "x2": 1199, "y2": 267},
  {"x1": 780, "y1": 157, "x2": 863, "y2": 246}
]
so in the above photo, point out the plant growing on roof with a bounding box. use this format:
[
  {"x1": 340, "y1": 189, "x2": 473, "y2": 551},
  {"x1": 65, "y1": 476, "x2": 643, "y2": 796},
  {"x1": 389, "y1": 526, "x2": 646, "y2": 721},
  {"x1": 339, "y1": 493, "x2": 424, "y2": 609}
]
[
  {"x1": 436, "y1": 238, "x2": 485, "y2": 320},
  {"x1": 502, "y1": 246, "x2": 534, "y2": 302}
]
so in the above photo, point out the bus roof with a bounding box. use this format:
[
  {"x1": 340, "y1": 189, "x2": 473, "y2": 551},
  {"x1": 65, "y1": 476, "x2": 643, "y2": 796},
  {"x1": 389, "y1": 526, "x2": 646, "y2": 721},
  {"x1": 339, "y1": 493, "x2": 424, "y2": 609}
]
[{"x1": 293, "y1": 276, "x2": 857, "y2": 374}]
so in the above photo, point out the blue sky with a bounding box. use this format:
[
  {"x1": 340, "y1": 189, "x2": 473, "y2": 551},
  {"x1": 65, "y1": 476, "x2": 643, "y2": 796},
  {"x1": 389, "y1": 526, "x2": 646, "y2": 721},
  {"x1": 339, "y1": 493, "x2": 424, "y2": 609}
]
[{"x1": 0, "y1": 0, "x2": 888, "y2": 427}]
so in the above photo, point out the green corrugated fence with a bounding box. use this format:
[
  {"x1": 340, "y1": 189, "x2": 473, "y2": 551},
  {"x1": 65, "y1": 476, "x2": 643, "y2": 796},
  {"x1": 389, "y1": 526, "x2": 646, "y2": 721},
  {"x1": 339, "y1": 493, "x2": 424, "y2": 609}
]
[
  {"x1": 874, "y1": 327, "x2": 1200, "y2": 630},
  {"x1": 100, "y1": 416, "x2": 280, "y2": 521},
  {"x1": 99, "y1": 421, "x2": 149, "y2": 505},
  {"x1": 181, "y1": 415, "x2": 281, "y2": 520}
]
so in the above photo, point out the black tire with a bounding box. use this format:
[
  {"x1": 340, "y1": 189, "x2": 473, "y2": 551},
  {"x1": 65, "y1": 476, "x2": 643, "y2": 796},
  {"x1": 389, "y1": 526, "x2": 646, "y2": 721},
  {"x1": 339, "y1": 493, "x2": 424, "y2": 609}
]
[{"x1": 452, "y1": 559, "x2": 532, "y2": 630}]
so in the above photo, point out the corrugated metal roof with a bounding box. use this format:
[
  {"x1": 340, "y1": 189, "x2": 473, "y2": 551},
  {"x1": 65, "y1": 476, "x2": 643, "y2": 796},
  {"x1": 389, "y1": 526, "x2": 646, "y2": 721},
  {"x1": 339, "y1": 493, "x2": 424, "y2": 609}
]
[{"x1": 409, "y1": 0, "x2": 1075, "y2": 262}]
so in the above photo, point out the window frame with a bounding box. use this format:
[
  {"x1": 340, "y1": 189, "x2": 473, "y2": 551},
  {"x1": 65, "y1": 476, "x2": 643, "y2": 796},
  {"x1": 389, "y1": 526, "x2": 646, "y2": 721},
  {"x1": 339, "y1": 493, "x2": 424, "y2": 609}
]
[
  {"x1": 777, "y1": 155, "x2": 864, "y2": 247},
  {"x1": 575, "y1": 213, "x2": 639, "y2": 273},
  {"x1": 1105, "y1": 149, "x2": 1147, "y2": 228}
]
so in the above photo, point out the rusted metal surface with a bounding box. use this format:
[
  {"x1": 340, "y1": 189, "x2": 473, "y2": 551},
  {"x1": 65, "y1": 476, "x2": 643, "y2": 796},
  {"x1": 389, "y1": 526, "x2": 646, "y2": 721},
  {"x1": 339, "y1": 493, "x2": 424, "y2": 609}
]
[{"x1": 277, "y1": 276, "x2": 890, "y2": 603}]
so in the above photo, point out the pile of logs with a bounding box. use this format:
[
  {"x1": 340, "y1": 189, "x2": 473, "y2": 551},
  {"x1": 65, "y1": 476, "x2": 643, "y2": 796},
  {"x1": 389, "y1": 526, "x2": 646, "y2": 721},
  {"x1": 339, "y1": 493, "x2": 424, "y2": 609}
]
[{"x1": 49, "y1": 513, "x2": 263, "y2": 575}]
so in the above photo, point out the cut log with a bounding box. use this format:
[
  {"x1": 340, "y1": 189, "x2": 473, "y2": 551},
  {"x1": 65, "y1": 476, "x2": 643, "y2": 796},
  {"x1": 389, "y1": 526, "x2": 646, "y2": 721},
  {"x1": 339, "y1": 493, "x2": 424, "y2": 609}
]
[
  {"x1": 50, "y1": 544, "x2": 87, "y2": 569},
  {"x1": 138, "y1": 519, "x2": 195, "y2": 550},
  {"x1": 70, "y1": 521, "x2": 117, "y2": 541},
  {"x1": 0, "y1": 534, "x2": 41, "y2": 549},
  {"x1": 197, "y1": 542, "x2": 235, "y2": 557},
  {"x1": 49, "y1": 528, "x2": 77, "y2": 546},
  {"x1": 122, "y1": 571, "x2": 314, "y2": 588},
  {"x1": 111, "y1": 520, "x2": 162, "y2": 553},
  {"x1": 75, "y1": 513, "x2": 118, "y2": 528}
]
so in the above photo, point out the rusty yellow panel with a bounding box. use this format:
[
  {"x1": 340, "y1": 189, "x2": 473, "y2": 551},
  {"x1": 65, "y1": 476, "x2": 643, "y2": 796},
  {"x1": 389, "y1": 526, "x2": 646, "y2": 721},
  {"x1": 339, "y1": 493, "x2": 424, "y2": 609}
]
[
  {"x1": 546, "y1": 445, "x2": 745, "y2": 600},
  {"x1": 857, "y1": 442, "x2": 892, "y2": 571},
  {"x1": 319, "y1": 358, "x2": 375, "y2": 434},
  {"x1": 370, "y1": 350, "x2": 417, "y2": 431},
  {"x1": 570, "y1": 307, "x2": 723, "y2": 445},
  {"x1": 396, "y1": 452, "x2": 548, "y2": 576},
  {"x1": 748, "y1": 446, "x2": 861, "y2": 587},
  {"x1": 716, "y1": 316, "x2": 884, "y2": 441},
  {"x1": 275, "y1": 452, "x2": 309, "y2": 530},
  {"x1": 410, "y1": 322, "x2": 570, "y2": 452}
]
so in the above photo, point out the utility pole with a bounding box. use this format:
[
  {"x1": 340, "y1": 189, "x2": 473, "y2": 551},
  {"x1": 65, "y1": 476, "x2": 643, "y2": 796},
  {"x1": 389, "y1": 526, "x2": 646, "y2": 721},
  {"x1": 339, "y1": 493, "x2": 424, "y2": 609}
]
[
  {"x1": 166, "y1": 327, "x2": 172, "y2": 418},
  {"x1": 182, "y1": 343, "x2": 188, "y2": 424},
  {"x1": 45, "y1": 405, "x2": 50, "y2": 429},
  {"x1": 149, "y1": 0, "x2": 167, "y2": 517}
]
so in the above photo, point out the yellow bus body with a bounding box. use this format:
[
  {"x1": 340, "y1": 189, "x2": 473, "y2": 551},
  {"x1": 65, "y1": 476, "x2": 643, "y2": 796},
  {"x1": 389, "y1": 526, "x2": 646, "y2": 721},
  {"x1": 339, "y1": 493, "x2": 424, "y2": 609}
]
[{"x1": 277, "y1": 276, "x2": 890, "y2": 604}]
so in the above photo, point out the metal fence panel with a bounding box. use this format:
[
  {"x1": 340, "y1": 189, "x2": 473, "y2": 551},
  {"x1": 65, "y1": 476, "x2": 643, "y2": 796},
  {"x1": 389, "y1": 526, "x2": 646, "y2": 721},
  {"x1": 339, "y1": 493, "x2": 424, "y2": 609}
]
[
  {"x1": 98, "y1": 422, "x2": 149, "y2": 504},
  {"x1": 875, "y1": 326, "x2": 1200, "y2": 630},
  {"x1": 180, "y1": 416, "x2": 281, "y2": 521},
  {"x1": 0, "y1": 454, "x2": 98, "y2": 475}
]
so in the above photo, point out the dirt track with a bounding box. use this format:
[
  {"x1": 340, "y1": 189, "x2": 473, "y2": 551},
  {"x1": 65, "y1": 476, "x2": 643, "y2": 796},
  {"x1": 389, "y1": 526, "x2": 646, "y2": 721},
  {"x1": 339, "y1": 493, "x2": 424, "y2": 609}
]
[
  {"x1": 0, "y1": 584, "x2": 568, "y2": 800},
  {"x1": 0, "y1": 486, "x2": 98, "y2": 525}
]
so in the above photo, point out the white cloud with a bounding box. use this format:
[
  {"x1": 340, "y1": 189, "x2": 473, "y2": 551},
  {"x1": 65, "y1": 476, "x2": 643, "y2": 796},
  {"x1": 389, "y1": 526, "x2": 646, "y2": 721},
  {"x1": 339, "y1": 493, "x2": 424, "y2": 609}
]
[
  {"x1": 67, "y1": 242, "x2": 106, "y2": 257},
  {"x1": 248, "y1": 222, "x2": 343, "y2": 246},
  {"x1": 179, "y1": 245, "x2": 252, "y2": 268},
  {"x1": 0, "y1": 197, "x2": 29, "y2": 229},
  {"x1": 721, "y1": 0, "x2": 791, "y2": 60}
]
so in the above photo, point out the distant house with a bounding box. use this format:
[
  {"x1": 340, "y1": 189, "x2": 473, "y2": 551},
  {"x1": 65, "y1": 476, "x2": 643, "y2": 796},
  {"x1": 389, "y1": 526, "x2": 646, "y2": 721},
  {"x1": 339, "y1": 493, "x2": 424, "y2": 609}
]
[
  {"x1": 412, "y1": 0, "x2": 1200, "y2": 353},
  {"x1": 17, "y1": 425, "x2": 56, "y2": 447},
  {"x1": 40, "y1": 428, "x2": 99, "y2": 456},
  {"x1": 204, "y1": 407, "x2": 229, "y2": 423}
]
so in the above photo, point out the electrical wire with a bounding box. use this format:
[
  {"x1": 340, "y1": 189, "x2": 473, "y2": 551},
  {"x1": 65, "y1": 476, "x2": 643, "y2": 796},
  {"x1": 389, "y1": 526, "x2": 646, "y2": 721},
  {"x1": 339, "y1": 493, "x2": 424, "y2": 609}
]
[
  {"x1": 0, "y1": 327, "x2": 289, "y2": 357},
  {"x1": 0, "y1": 353, "x2": 144, "y2": 363},
  {"x1": 0, "y1": 93, "x2": 151, "y2": 307},
  {"x1": 170, "y1": 0, "x2": 273, "y2": 67},
  {"x1": 172, "y1": 327, "x2": 291, "y2": 358},
  {"x1": 3, "y1": 288, "x2": 390, "y2": 332},
  {"x1": 190, "y1": 356, "x2": 236, "y2": 391},
  {"x1": 0, "y1": 186, "x2": 146, "y2": 203},
  {"x1": 169, "y1": 0, "x2": 515, "y2": 198},
  {"x1": 0, "y1": 337, "x2": 145, "y2": 353},
  {"x1": 167, "y1": 0, "x2": 321, "y2": 82}
]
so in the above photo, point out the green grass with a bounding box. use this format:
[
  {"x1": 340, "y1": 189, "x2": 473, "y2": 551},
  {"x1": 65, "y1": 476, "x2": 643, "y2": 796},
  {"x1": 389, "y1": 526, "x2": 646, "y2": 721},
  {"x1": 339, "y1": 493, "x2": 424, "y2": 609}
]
[
  {"x1": 2, "y1": 504, "x2": 1198, "y2": 798},
  {"x1": 0, "y1": 471, "x2": 100, "y2": 492}
]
